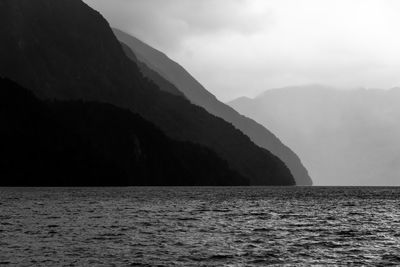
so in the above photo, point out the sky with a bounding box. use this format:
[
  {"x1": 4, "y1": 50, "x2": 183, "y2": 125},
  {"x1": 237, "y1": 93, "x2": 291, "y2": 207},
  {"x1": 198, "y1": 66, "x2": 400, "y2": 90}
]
[{"x1": 84, "y1": 0, "x2": 400, "y2": 101}]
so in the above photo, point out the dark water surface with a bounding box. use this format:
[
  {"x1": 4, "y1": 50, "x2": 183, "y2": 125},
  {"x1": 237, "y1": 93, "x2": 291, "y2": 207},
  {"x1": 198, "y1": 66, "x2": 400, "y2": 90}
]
[{"x1": 1, "y1": 187, "x2": 400, "y2": 266}]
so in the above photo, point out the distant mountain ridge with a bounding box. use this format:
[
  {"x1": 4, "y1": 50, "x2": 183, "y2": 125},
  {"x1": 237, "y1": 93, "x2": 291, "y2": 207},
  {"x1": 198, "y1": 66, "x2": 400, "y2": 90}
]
[
  {"x1": 113, "y1": 29, "x2": 312, "y2": 185},
  {"x1": 0, "y1": 0, "x2": 294, "y2": 185},
  {"x1": 230, "y1": 85, "x2": 400, "y2": 186}
]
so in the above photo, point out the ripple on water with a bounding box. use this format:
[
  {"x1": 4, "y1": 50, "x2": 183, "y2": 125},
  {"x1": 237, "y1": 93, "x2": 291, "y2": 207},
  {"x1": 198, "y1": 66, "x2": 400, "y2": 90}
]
[{"x1": 0, "y1": 187, "x2": 399, "y2": 266}]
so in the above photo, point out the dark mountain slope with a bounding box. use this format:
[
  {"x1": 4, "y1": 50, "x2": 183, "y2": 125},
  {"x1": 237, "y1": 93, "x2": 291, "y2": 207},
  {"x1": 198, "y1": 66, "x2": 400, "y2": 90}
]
[
  {"x1": 120, "y1": 42, "x2": 183, "y2": 97},
  {"x1": 0, "y1": 0, "x2": 294, "y2": 185},
  {"x1": 113, "y1": 29, "x2": 311, "y2": 185},
  {"x1": 0, "y1": 77, "x2": 247, "y2": 186},
  {"x1": 0, "y1": 78, "x2": 125, "y2": 186}
]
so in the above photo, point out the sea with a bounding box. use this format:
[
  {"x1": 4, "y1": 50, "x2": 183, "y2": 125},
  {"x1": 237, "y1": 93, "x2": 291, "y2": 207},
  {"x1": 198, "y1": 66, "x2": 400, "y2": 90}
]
[{"x1": 0, "y1": 187, "x2": 400, "y2": 266}]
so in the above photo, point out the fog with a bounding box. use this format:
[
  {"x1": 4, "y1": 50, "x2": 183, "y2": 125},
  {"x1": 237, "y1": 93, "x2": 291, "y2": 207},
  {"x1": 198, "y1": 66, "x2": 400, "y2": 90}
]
[
  {"x1": 84, "y1": 0, "x2": 400, "y2": 101},
  {"x1": 82, "y1": 0, "x2": 400, "y2": 185},
  {"x1": 230, "y1": 86, "x2": 400, "y2": 186}
]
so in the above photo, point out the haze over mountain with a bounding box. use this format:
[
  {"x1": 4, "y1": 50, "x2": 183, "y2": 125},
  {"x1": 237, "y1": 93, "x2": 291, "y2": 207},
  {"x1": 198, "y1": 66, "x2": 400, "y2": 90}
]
[
  {"x1": 230, "y1": 85, "x2": 400, "y2": 186},
  {"x1": 83, "y1": 0, "x2": 400, "y2": 101},
  {"x1": 0, "y1": 0, "x2": 294, "y2": 185},
  {"x1": 114, "y1": 29, "x2": 312, "y2": 185}
]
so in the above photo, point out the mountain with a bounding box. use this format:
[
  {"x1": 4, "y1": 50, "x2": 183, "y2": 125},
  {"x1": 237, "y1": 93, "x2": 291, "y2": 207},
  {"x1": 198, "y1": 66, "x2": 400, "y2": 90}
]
[
  {"x1": 0, "y1": 77, "x2": 247, "y2": 186},
  {"x1": 113, "y1": 29, "x2": 312, "y2": 185},
  {"x1": 0, "y1": 0, "x2": 294, "y2": 185},
  {"x1": 229, "y1": 85, "x2": 400, "y2": 186},
  {"x1": 120, "y1": 43, "x2": 184, "y2": 98}
]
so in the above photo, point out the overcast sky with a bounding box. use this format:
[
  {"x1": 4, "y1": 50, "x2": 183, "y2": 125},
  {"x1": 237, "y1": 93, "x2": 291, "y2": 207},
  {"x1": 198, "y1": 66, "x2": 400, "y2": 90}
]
[{"x1": 84, "y1": 0, "x2": 400, "y2": 101}]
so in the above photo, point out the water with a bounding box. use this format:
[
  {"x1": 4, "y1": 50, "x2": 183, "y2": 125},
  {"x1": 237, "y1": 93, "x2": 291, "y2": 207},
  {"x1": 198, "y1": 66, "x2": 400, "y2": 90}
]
[{"x1": 1, "y1": 187, "x2": 400, "y2": 266}]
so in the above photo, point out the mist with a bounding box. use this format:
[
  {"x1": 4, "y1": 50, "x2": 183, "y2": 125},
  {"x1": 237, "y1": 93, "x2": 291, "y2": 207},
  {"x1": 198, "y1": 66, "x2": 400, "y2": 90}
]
[
  {"x1": 230, "y1": 86, "x2": 400, "y2": 186},
  {"x1": 82, "y1": 0, "x2": 400, "y2": 185},
  {"x1": 83, "y1": 0, "x2": 400, "y2": 101}
]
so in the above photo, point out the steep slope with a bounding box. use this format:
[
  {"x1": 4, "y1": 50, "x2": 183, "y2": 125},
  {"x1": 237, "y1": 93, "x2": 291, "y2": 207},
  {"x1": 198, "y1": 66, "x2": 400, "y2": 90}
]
[
  {"x1": 230, "y1": 85, "x2": 400, "y2": 186},
  {"x1": 113, "y1": 29, "x2": 312, "y2": 185},
  {"x1": 0, "y1": 77, "x2": 247, "y2": 186},
  {"x1": 120, "y1": 43, "x2": 184, "y2": 98},
  {"x1": 0, "y1": 0, "x2": 294, "y2": 185}
]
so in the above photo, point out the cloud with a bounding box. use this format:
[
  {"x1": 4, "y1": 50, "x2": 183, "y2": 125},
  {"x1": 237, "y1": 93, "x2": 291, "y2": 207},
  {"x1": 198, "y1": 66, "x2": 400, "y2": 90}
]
[
  {"x1": 84, "y1": 0, "x2": 400, "y2": 101},
  {"x1": 84, "y1": 0, "x2": 272, "y2": 51}
]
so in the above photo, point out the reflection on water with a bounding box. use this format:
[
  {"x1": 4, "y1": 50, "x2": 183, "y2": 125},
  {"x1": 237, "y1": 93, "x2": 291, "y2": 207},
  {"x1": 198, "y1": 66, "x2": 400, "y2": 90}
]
[{"x1": 1, "y1": 187, "x2": 400, "y2": 266}]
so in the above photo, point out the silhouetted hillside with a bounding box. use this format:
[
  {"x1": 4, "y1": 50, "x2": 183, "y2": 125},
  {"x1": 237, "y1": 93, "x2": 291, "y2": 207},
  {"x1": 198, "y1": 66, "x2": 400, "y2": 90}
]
[
  {"x1": 0, "y1": 78, "x2": 247, "y2": 186},
  {"x1": 120, "y1": 42, "x2": 184, "y2": 98},
  {"x1": 0, "y1": 0, "x2": 294, "y2": 185},
  {"x1": 113, "y1": 29, "x2": 311, "y2": 185}
]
